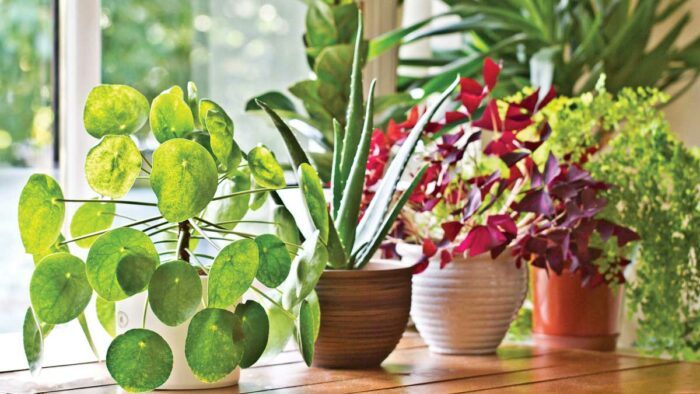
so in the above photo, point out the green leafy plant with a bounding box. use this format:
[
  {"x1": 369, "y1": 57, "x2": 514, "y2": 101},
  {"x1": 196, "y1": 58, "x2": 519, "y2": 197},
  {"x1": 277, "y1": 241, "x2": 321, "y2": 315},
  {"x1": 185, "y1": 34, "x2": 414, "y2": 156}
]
[
  {"x1": 372, "y1": 0, "x2": 700, "y2": 101},
  {"x1": 257, "y1": 11, "x2": 460, "y2": 269},
  {"x1": 541, "y1": 82, "x2": 700, "y2": 359},
  {"x1": 18, "y1": 82, "x2": 327, "y2": 391}
]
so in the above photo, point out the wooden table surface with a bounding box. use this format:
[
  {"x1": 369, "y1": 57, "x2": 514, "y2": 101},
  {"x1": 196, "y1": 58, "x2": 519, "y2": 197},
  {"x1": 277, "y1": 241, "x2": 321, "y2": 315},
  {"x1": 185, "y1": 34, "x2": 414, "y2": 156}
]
[{"x1": 2, "y1": 330, "x2": 699, "y2": 393}]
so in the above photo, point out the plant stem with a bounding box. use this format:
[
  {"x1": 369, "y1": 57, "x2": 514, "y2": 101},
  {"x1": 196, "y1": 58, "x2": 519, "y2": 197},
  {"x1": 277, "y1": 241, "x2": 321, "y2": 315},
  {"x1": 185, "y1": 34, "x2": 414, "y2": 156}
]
[
  {"x1": 143, "y1": 220, "x2": 170, "y2": 233},
  {"x1": 147, "y1": 224, "x2": 179, "y2": 237},
  {"x1": 142, "y1": 298, "x2": 149, "y2": 328},
  {"x1": 188, "y1": 219, "x2": 221, "y2": 251},
  {"x1": 140, "y1": 152, "x2": 153, "y2": 169},
  {"x1": 186, "y1": 249, "x2": 210, "y2": 275},
  {"x1": 202, "y1": 219, "x2": 279, "y2": 227},
  {"x1": 141, "y1": 167, "x2": 151, "y2": 175},
  {"x1": 176, "y1": 221, "x2": 191, "y2": 262},
  {"x1": 57, "y1": 198, "x2": 157, "y2": 207},
  {"x1": 60, "y1": 215, "x2": 163, "y2": 245},
  {"x1": 211, "y1": 185, "x2": 298, "y2": 201},
  {"x1": 251, "y1": 286, "x2": 295, "y2": 320},
  {"x1": 105, "y1": 212, "x2": 138, "y2": 221},
  {"x1": 198, "y1": 227, "x2": 302, "y2": 249},
  {"x1": 193, "y1": 216, "x2": 225, "y2": 230}
]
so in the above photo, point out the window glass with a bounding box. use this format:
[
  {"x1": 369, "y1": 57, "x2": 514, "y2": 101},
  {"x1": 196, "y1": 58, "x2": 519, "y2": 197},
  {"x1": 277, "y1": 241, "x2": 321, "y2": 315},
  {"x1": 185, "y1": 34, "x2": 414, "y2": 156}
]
[{"x1": 0, "y1": 0, "x2": 55, "y2": 334}]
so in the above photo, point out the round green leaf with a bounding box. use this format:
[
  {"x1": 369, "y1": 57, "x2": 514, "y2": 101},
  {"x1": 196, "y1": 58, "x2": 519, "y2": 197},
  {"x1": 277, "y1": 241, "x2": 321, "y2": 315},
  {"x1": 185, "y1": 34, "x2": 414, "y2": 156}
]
[
  {"x1": 106, "y1": 329, "x2": 173, "y2": 392},
  {"x1": 250, "y1": 188, "x2": 269, "y2": 211},
  {"x1": 32, "y1": 233, "x2": 69, "y2": 266},
  {"x1": 148, "y1": 260, "x2": 202, "y2": 327},
  {"x1": 255, "y1": 234, "x2": 292, "y2": 288},
  {"x1": 260, "y1": 299, "x2": 295, "y2": 362},
  {"x1": 18, "y1": 174, "x2": 65, "y2": 254},
  {"x1": 187, "y1": 82, "x2": 199, "y2": 128},
  {"x1": 151, "y1": 138, "x2": 218, "y2": 222},
  {"x1": 274, "y1": 205, "x2": 300, "y2": 258},
  {"x1": 23, "y1": 308, "x2": 53, "y2": 376},
  {"x1": 70, "y1": 201, "x2": 116, "y2": 248},
  {"x1": 150, "y1": 91, "x2": 195, "y2": 143},
  {"x1": 280, "y1": 231, "x2": 328, "y2": 309},
  {"x1": 96, "y1": 296, "x2": 116, "y2": 337},
  {"x1": 185, "y1": 308, "x2": 244, "y2": 383},
  {"x1": 235, "y1": 300, "x2": 269, "y2": 368},
  {"x1": 205, "y1": 109, "x2": 235, "y2": 171},
  {"x1": 198, "y1": 99, "x2": 226, "y2": 131},
  {"x1": 30, "y1": 253, "x2": 92, "y2": 324},
  {"x1": 299, "y1": 163, "x2": 329, "y2": 243},
  {"x1": 83, "y1": 85, "x2": 149, "y2": 138},
  {"x1": 208, "y1": 239, "x2": 259, "y2": 308},
  {"x1": 85, "y1": 135, "x2": 142, "y2": 198},
  {"x1": 86, "y1": 228, "x2": 159, "y2": 301},
  {"x1": 203, "y1": 169, "x2": 251, "y2": 230},
  {"x1": 248, "y1": 145, "x2": 286, "y2": 189},
  {"x1": 297, "y1": 293, "x2": 320, "y2": 367},
  {"x1": 163, "y1": 85, "x2": 184, "y2": 98}
]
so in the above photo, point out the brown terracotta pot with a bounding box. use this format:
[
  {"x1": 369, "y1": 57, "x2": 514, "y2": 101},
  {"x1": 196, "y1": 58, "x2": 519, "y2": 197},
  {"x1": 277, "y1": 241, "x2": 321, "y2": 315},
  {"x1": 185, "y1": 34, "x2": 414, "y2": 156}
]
[
  {"x1": 313, "y1": 260, "x2": 413, "y2": 369},
  {"x1": 532, "y1": 268, "x2": 624, "y2": 351}
]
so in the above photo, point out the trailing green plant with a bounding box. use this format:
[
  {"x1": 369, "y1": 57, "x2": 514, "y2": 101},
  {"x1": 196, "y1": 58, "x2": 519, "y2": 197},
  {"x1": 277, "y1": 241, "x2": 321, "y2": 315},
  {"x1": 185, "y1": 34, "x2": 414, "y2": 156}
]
[
  {"x1": 18, "y1": 81, "x2": 327, "y2": 391},
  {"x1": 372, "y1": 0, "x2": 700, "y2": 101},
  {"x1": 541, "y1": 82, "x2": 700, "y2": 360},
  {"x1": 257, "y1": 11, "x2": 460, "y2": 270}
]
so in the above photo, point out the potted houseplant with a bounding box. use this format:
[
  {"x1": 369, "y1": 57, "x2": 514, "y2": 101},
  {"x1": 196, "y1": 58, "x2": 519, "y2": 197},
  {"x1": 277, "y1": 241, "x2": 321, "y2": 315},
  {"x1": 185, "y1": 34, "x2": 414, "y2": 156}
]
[
  {"x1": 18, "y1": 82, "x2": 327, "y2": 392},
  {"x1": 256, "y1": 12, "x2": 460, "y2": 368},
  {"x1": 540, "y1": 83, "x2": 700, "y2": 357},
  {"x1": 368, "y1": 60, "x2": 638, "y2": 354}
]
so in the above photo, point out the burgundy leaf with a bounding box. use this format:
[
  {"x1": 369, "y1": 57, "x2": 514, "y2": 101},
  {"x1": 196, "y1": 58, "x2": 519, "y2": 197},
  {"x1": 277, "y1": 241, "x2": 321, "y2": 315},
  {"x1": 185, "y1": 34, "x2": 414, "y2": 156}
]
[
  {"x1": 543, "y1": 152, "x2": 561, "y2": 185},
  {"x1": 596, "y1": 219, "x2": 615, "y2": 242},
  {"x1": 500, "y1": 151, "x2": 529, "y2": 167},
  {"x1": 483, "y1": 57, "x2": 501, "y2": 91},
  {"x1": 613, "y1": 225, "x2": 640, "y2": 247},
  {"x1": 487, "y1": 214, "x2": 517, "y2": 236},
  {"x1": 466, "y1": 130, "x2": 482, "y2": 145},
  {"x1": 441, "y1": 221, "x2": 462, "y2": 242},
  {"x1": 423, "y1": 238, "x2": 438, "y2": 258},
  {"x1": 519, "y1": 88, "x2": 540, "y2": 113},
  {"x1": 440, "y1": 249, "x2": 453, "y2": 268},
  {"x1": 445, "y1": 111, "x2": 467, "y2": 123},
  {"x1": 536, "y1": 86, "x2": 557, "y2": 111},
  {"x1": 459, "y1": 77, "x2": 483, "y2": 95},
  {"x1": 460, "y1": 93, "x2": 485, "y2": 115},
  {"x1": 412, "y1": 256, "x2": 429, "y2": 274},
  {"x1": 514, "y1": 189, "x2": 555, "y2": 215},
  {"x1": 463, "y1": 187, "x2": 482, "y2": 219},
  {"x1": 472, "y1": 100, "x2": 502, "y2": 131}
]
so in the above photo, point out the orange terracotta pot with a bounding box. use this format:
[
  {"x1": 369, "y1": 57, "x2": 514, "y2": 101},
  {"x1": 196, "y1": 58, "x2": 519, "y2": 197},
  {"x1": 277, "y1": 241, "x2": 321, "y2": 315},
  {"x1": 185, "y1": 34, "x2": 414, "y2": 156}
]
[{"x1": 531, "y1": 268, "x2": 623, "y2": 351}]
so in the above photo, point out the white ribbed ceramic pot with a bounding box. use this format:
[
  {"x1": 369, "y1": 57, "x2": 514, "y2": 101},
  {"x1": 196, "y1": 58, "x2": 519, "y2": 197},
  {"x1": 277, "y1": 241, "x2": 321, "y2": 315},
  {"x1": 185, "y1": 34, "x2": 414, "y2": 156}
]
[
  {"x1": 398, "y1": 243, "x2": 528, "y2": 354},
  {"x1": 116, "y1": 277, "x2": 239, "y2": 390}
]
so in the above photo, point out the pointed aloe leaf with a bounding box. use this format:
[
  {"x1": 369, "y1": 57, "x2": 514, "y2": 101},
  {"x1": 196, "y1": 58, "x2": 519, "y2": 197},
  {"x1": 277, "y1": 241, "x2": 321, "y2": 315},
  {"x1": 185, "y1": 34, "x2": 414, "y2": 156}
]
[
  {"x1": 208, "y1": 239, "x2": 259, "y2": 308},
  {"x1": 185, "y1": 308, "x2": 244, "y2": 383},
  {"x1": 151, "y1": 138, "x2": 218, "y2": 222},
  {"x1": 248, "y1": 145, "x2": 286, "y2": 189},
  {"x1": 338, "y1": 10, "x2": 365, "y2": 188},
  {"x1": 78, "y1": 312, "x2": 100, "y2": 360},
  {"x1": 336, "y1": 80, "x2": 376, "y2": 252},
  {"x1": 107, "y1": 329, "x2": 173, "y2": 392},
  {"x1": 86, "y1": 227, "x2": 159, "y2": 301},
  {"x1": 255, "y1": 234, "x2": 292, "y2": 288},
  {"x1": 255, "y1": 100, "x2": 311, "y2": 172},
  {"x1": 353, "y1": 77, "x2": 460, "y2": 255},
  {"x1": 30, "y1": 253, "x2": 92, "y2": 324},
  {"x1": 23, "y1": 307, "x2": 53, "y2": 376},
  {"x1": 85, "y1": 135, "x2": 142, "y2": 198},
  {"x1": 330, "y1": 118, "x2": 343, "y2": 219},
  {"x1": 83, "y1": 85, "x2": 149, "y2": 138},
  {"x1": 19, "y1": 174, "x2": 64, "y2": 254},
  {"x1": 150, "y1": 89, "x2": 195, "y2": 143},
  {"x1": 96, "y1": 296, "x2": 116, "y2": 337},
  {"x1": 205, "y1": 109, "x2": 235, "y2": 171},
  {"x1": 326, "y1": 217, "x2": 348, "y2": 268},
  {"x1": 235, "y1": 300, "x2": 269, "y2": 368},
  {"x1": 70, "y1": 201, "x2": 115, "y2": 249},
  {"x1": 354, "y1": 164, "x2": 429, "y2": 268},
  {"x1": 299, "y1": 163, "x2": 329, "y2": 243},
  {"x1": 296, "y1": 293, "x2": 320, "y2": 367},
  {"x1": 148, "y1": 260, "x2": 202, "y2": 327}
]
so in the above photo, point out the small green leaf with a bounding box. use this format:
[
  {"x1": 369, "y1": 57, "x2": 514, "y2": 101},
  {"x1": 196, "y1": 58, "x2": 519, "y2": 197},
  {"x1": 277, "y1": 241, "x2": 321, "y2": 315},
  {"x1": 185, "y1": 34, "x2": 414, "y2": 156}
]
[
  {"x1": 296, "y1": 293, "x2": 320, "y2": 367},
  {"x1": 30, "y1": 253, "x2": 92, "y2": 324},
  {"x1": 280, "y1": 231, "x2": 327, "y2": 309},
  {"x1": 106, "y1": 329, "x2": 173, "y2": 392},
  {"x1": 248, "y1": 145, "x2": 286, "y2": 189},
  {"x1": 148, "y1": 260, "x2": 202, "y2": 327},
  {"x1": 245, "y1": 91, "x2": 297, "y2": 112},
  {"x1": 235, "y1": 300, "x2": 269, "y2": 368},
  {"x1": 205, "y1": 109, "x2": 235, "y2": 171},
  {"x1": 18, "y1": 174, "x2": 64, "y2": 254},
  {"x1": 83, "y1": 84, "x2": 149, "y2": 138},
  {"x1": 23, "y1": 308, "x2": 53, "y2": 376},
  {"x1": 70, "y1": 201, "x2": 116, "y2": 248},
  {"x1": 86, "y1": 228, "x2": 159, "y2": 301},
  {"x1": 208, "y1": 239, "x2": 259, "y2": 308},
  {"x1": 255, "y1": 234, "x2": 292, "y2": 288},
  {"x1": 260, "y1": 298, "x2": 295, "y2": 362},
  {"x1": 78, "y1": 312, "x2": 100, "y2": 360},
  {"x1": 151, "y1": 138, "x2": 218, "y2": 222},
  {"x1": 96, "y1": 296, "x2": 116, "y2": 337},
  {"x1": 85, "y1": 135, "x2": 142, "y2": 198},
  {"x1": 274, "y1": 205, "x2": 300, "y2": 258},
  {"x1": 150, "y1": 90, "x2": 195, "y2": 143},
  {"x1": 185, "y1": 308, "x2": 243, "y2": 383},
  {"x1": 198, "y1": 99, "x2": 227, "y2": 131},
  {"x1": 299, "y1": 163, "x2": 329, "y2": 243},
  {"x1": 204, "y1": 168, "x2": 251, "y2": 230},
  {"x1": 250, "y1": 188, "x2": 269, "y2": 211},
  {"x1": 187, "y1": 82, "x2": 199, "y2": 128},
  {"x1": 32, "y1": 234, "x2": 70, "y2": 265},
  {"x1": 305, "y1": 0, "x2": 337, "y2": 48}
]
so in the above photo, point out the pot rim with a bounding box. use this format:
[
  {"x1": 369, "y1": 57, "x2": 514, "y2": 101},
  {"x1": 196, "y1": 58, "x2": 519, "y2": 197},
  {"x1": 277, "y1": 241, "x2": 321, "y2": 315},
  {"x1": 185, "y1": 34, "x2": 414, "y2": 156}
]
[
  {"x1": 396, "y1": 241, "x2": 516, "y2": 265},
  {"x1": 322, "y1": 259, "x2": 413, "y2": 277}
]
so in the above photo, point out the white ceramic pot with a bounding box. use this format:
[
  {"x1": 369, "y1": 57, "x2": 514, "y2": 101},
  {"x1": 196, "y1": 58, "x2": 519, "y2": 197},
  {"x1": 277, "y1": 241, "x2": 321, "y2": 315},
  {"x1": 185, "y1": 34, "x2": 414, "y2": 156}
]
[
  {"x1": 398, "y1": 243, "x2": 528, "y2": 354},
  {"x1": 116, "y1": 277, "x2": 239, "y2": 390}
]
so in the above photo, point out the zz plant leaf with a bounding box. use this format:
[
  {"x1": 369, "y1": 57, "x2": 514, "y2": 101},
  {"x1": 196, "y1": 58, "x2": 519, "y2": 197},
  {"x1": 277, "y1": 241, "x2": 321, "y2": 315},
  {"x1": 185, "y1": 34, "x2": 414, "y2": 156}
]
[
  {"x1": 106, "y1": 329, "x2": 173, "y2": 392},
  {"x1": 85, "y1": 135, "x2": 142, "y2": 198},
  {"x1": 30, "y1": 253, "x2": 92, "y2": 324}
]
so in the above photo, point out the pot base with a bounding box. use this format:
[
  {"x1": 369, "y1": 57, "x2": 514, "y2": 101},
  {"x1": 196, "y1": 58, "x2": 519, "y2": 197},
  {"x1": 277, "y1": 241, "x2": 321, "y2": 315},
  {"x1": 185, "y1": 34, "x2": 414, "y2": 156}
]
[
  {"x1": 428, "y1": 346, "x2": 497, "y2": 355},
  {"x1": 533, "y1": 332, "x2": 618, "y2": 352}
]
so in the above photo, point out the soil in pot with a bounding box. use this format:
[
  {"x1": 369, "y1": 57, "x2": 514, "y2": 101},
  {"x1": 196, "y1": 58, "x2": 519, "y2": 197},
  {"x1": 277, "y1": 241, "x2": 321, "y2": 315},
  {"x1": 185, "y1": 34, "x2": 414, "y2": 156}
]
[
  {"x1": 313, "y1": 260, "x2": 413, "y2": 369},
  {"x1": 399, "y1": 243, "x2": 528, "y2": 355},
  {"x1": 532, "y1": 268, "x2": 623, "y2": 351}
]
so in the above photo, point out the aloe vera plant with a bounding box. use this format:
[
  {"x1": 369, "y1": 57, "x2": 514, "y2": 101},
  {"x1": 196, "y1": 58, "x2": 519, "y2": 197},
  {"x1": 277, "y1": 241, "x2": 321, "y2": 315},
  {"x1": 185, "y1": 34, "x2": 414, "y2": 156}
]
[
  {"x1": 18, "y1": 82, "x2": 326, "y2": 392},
  {"x1": 257, "y1": 11, "x2": 460, "y2": 270}
]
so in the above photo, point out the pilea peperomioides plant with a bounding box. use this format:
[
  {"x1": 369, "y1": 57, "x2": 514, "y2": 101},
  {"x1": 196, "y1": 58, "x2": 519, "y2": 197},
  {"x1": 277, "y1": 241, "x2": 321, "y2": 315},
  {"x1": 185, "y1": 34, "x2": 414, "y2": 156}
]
[{"x1": 18, "y1": 82, "x2": 327, "y2": 392}]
